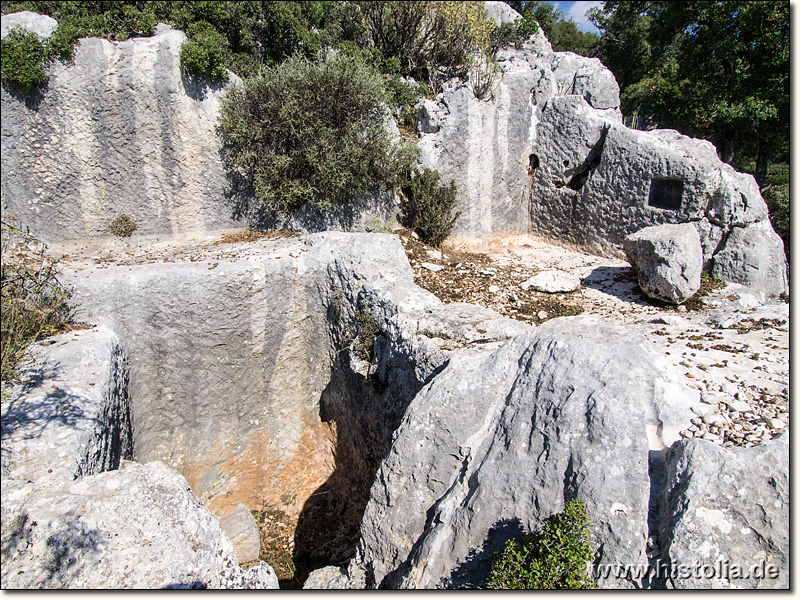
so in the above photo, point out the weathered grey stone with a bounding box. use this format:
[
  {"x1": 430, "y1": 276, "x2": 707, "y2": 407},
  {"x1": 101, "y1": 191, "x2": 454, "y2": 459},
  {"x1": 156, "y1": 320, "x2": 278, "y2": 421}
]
[
  {"x1": 1, "y1": 21, "x2": 241, "y2": 243},
  {"x1": 520, "y1": 269, "x2": 581, "y2": 293},
  {"x1": 624, "y1": 223, "x2": 703, "y2": 304},
  {"x1": 484, "y1": 1, "x2": 521, "y2": 26},
  {"x1": 656, "y1": 432, "x2": 788, "y2": 589},
  {"x1": 1, "y1": 10, "x2": 57, "y2": 38},
  {"x1": 1, "y1": 328, "x2": 278, "y2": 589},
  {"x1": 303, "y1": 565, "x2": 352, "y2": 589},
  {"x1": 1, "y1": 461, "x2": 279, "y2": 589},
  {"x1": 1, "y1": 327, "x2": 132, "y2": 483},
  {"x1": 219, "y1": 504, "x2": 261, "y2": 566},
  {"x1": 347, "y1": 316, "x2": 696, "y2": 589},
  {"x1": 417, "y1": 98, "x2": 448, "y2": 134},
  {"x1": 550, "y1": 52, "x2": 621, "y2": 112},
  {"x1": 712, "y1": 221, "x2": 788, "y2": 298}
]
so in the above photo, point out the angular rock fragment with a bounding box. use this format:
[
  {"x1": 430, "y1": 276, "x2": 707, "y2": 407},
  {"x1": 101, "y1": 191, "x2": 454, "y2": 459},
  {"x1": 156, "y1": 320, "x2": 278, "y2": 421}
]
[{"x1": 624, "y1": 223, "x2": 703, "y2": 304}]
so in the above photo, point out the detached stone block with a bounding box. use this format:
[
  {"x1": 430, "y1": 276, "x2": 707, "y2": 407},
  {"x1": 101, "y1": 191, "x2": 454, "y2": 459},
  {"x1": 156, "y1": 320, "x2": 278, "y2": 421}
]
[{"x1": 219, "y1": 504, "x2": 261, "y2": 566}]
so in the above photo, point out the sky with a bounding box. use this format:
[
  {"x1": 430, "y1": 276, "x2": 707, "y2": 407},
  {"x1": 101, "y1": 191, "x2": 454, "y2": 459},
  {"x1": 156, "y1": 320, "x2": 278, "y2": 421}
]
[{"x1": 546, "y1": 1, "x2": 603, "y2": 34}]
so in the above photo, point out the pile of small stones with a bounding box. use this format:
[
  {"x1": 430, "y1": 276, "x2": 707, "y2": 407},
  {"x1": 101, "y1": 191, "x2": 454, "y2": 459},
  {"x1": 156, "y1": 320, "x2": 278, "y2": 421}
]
[{"x1": 680, "y1": 386, "x2": 788, "y2": 448}]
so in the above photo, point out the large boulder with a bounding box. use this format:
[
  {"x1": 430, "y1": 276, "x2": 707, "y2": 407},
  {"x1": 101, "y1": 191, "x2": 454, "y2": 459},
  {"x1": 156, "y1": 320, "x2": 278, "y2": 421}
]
[
  {"x1": 656, "y1": 433, "x2": 788, "y2": 589},
  {"x1": 624, "y1": 223, "x2": 703, "y2": 304},
  {"x1": 1, "y1": 10, "x2": 57, "y2": 38},
  {"x1": 346, "y1": 316, "x2": 697, "y2": 589},
  {"x1": 712, "y1": 221, "x2": 789, "y2": 299},
  {"x1": 1, "y1": 17, "x2": 241, "y2": 243}
]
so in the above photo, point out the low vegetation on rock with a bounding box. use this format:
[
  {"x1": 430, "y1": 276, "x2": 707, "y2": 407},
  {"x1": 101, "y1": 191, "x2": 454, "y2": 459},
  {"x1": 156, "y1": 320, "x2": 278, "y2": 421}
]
[
  {"x1": 0, "y1": 220, "x2": 77, "y2": 382},
  {"x1": 489, "y1": 500, "x2": 597, "y2": 589}
]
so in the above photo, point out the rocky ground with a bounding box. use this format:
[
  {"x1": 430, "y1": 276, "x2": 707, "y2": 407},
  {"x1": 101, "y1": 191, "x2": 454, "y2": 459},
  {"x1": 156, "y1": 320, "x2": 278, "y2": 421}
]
[
  {"x1": 47, "y1": 227, "x2": 789, "y2": 451},
  {"x1": 398, "y1": 229, "x2": 789, "y2": 450},
  {"x1": 43, "y1": 228, "x2": 789, "y2": 585}
]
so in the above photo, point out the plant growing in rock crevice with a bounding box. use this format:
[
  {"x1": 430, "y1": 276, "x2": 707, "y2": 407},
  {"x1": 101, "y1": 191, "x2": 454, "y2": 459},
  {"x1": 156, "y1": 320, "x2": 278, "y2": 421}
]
[
  {"x1": 488, "y1": 499, "x2": 597, "y2": 589},
  {"x1": 109, "y1": 214, "x2": 137, "y2": 237},
  {"x1": 354, "y1": 311, "x2": 380, "y2": 362}
]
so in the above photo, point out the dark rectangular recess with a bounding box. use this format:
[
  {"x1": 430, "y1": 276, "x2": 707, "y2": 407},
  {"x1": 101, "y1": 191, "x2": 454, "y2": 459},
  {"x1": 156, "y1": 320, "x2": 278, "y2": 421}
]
[{"x1": 648, "y1": 177, "x2": 684, "y2": 210}]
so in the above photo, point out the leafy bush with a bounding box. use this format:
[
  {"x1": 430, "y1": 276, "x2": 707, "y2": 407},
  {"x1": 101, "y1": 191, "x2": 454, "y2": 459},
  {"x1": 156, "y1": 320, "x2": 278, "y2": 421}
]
[
  {"x1": 180, "y1": 20, "x2": 229, "y2": 80},
  {"x1": 1, "y1": 220, "x2": 76, "y2": 382},
  {"x1": 1, "y1": 28, "x2": 47, "y2": 91},
  {"x1": 109, "y1": 214, "x2": 137, "y2": 237},
  {"x1": 488, "y1": 500, "x2": 597, "y2": 589},
  {"x1": 218, "y1": 51, "x2": 418, "y2": 215},
  {"x1": 400, "y1": 168, "x2": 460, "y2": 247}
]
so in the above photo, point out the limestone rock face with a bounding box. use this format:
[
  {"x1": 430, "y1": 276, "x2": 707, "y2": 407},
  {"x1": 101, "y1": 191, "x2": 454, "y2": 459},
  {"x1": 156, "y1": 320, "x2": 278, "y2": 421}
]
[
  {"x1": 624, "y1": 223, "x2": 703, "y2": 304},
  {"x1": 656, "y1": 433, "x2": 788, "y2": 589},
  {"x1": 0, "y1": 328, "x2": 278, "y2": 589},
  {"x1": 484, "y1": 1, "x2": 521, "y2": 26},
  {"x1": 346, "y1": 317, "x2": 697, "y2": 589},
  {"x1": 1, "y1": 10, "x2": 57, "y2": 38},
  {"x1": 418, "y1": 27, "x2": 785, "y2": 297},
  {"x1": 0, "y1": 327, "x2": 132, "y2": 482},
  {"x1": 1, "y1": 18, "x2": 240, "y2": 243}
]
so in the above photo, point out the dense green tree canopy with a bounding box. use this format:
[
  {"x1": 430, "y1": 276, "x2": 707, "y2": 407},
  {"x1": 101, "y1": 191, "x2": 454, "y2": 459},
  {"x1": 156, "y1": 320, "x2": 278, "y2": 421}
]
[{"x1": 589, "y1": 1, "x2": 788, "y2": 184}]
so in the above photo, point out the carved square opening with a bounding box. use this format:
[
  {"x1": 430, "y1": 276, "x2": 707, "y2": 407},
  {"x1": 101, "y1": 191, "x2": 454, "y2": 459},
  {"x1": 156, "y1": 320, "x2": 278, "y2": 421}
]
[{"x1": 648, "y1": 178, "x2": 684, "y2": 210}]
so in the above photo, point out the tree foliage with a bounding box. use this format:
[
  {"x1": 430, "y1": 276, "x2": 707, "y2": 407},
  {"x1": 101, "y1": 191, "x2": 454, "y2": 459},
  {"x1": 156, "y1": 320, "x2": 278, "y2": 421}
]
[
  {"x1": 502, "y1": 1, "x2": 599, "y2": 56},
  {"x1": 358, "y1": 1, "x2": 497, "y2": 78},
  {"x1": 589, "y1": 1, "x2": 789, "y2": 184}
]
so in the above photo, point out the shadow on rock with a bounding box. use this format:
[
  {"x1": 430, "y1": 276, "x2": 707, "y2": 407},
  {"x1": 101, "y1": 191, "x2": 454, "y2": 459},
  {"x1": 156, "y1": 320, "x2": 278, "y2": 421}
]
[
  {"x1": 444, "y1": 518, "x2": 527, "y2": 589},
  {"x1": 580, "y1": 265, "x2": 652, "y2": 306}
]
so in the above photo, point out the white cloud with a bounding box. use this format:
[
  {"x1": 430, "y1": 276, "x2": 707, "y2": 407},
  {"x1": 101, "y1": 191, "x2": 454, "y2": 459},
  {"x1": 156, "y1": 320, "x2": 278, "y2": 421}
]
[{"x1": 564, "y1": 1, "x2": 603, "y2": 34}]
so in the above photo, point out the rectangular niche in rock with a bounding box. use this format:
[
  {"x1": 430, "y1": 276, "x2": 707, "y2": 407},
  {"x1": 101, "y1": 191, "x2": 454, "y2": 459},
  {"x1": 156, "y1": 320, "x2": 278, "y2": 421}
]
[{"x1": 648, "y1": 177, "x2": 684, "y2": 210}]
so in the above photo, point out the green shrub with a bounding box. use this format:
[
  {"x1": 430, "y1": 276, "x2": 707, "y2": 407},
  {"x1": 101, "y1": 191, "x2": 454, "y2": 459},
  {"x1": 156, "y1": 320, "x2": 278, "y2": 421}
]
[
  {"x1": 218, "y1": 51, "x2": 418, "y2": 215},
  {"x1": 180, "y1": 21, "x2": 229, "y2": 80},
  {"x1": 488, "y1": 500, "x2": 597, "y2": 589},
  {"x1": 1, "y1": 28, "x2": 47, "y2": 91},
  {"x1": 400, "y1": 168, "x2": 460, "y2": 247},
  {"x1": 1, "y1": 220, "x2": 76, "y2": 383},
  {"x1": 763, "y1": 183, "x2": 789, "y2": 263},
  {"x1": 109, "y1": 214, "x2": 137, "y2": 237}
]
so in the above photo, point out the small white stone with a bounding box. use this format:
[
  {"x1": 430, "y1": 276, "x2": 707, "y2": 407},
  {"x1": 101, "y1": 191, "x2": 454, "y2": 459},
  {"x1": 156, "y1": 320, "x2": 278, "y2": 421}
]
[
  {"x1": 702, "y1": 413, "x2": 724, "y2": 426},
  {"x1": 728, "y1": 400, "x2": 751, "y2": 413},
  {"x1": 488, "y1": 285, "x2": 500, "y2": 293},
  {"x1": 765, "y1": 417, "x2": 786, "y2": 429},
  {"x1": 537, "y1": 310, "x2": 549, "y2": 320},
  {"x1": 421, "y1": 262, "x2": 444, "y2": 272}
]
